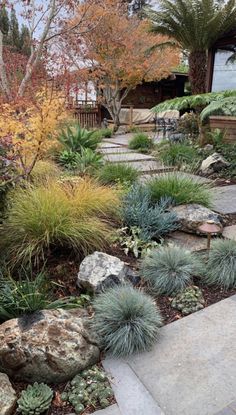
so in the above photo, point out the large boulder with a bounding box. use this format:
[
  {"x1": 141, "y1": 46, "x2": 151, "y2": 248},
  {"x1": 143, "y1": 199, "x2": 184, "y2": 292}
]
[
  {"x1": 171, "y1": 204, "x2": 223, "y2": 234},
  {"x1": 0, "y1": 373, "x2": 17, "y2": 415},
  {"x1": 200, "y1": 152, "x2": 230, "y2": 175},
  {"x1": 0, "y1": 309, "x2": 100, "y2": 383},
  {"x1": 77, "y1": 251, "x2": 137, "y2": 293}
]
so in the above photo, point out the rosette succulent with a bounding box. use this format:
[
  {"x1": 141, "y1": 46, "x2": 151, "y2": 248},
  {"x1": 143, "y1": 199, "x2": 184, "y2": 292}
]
[{"x1": 17, "y1": 382, "x2": 53, "y2": 415}]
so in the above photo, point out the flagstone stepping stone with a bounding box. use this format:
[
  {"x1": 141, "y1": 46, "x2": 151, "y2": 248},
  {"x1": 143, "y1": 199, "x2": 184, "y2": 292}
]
[
  {"x1": 213, "y1": 185, "x2": 236, "y2": 214},
  {"x1": 104, "y1": 152, "x2": 155, "y2": 163},
  {"x1": 94, "y1": 404, "x2": 121, "y2": 415},
  {"x1": 100, "y1": 147, "x2": 135, "y2": 154},
  {"x1": 165, "y1": 231, "x2": 208, "y2": 252},
  {"x1": 222, "y1": 225, "x2": 236, "y2": 241},
  {"x1": 124, "y1": 160, "x2": 173, "y2": 174},
  {"x1": 103, "y1": 134, "x2": 135, "y2": 146},
  {"x1": 99, "y1": 143, "x2": 123, "y2": 149}
]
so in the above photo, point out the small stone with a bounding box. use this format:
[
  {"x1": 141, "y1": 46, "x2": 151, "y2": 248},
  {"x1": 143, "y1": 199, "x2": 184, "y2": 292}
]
[
  {"x1": 200, "y1": 152, "x2": 230, "y2": 175},
  {"x1": 0, "y1": 309, "x2": 100, "y2": 383},
  {"x1": 222, "y1": 225, "x2": 236, "y2": 241},
  {"x1": 171, "y1": 204, "x2": 223, "y2": 234},
  {"x1": 0, "y1": 373, "x2": 17, "y2": 415},
  {"x1": 77, "y1": 251, "x2": 137, "y2": 293},
  {"x1": 203, "y1": 144, "x2": 214, "y2": 152}
]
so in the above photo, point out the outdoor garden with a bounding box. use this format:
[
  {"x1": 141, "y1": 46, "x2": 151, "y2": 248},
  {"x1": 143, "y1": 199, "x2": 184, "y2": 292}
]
[{"x1": 0, "y1": 1, "x2": 236, "y2": 415}]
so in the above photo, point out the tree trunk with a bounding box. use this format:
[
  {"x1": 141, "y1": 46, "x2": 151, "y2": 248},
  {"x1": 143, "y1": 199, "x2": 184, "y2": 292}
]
[
  {"x1": 189, "y1": 50, "x2": 207, "y2": 94},
  {"x1": 0, "y1": 30, "x2": 11, "y2": 100}
]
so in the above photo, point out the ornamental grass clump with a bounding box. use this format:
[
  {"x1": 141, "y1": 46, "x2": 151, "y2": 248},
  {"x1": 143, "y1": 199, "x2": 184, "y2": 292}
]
[
  {"x1": 92, "y1": 285, "x2": 162, "y2": 357},
  {"x1": 0, "y1": 177, "x2": 120, "y2": 266},
  {"x1": 140, "y1": 246, "x2": 201, "y2": 295},
  {"x1": 128, "y1": 133, "x2": 154, "y2": 152},
  {"x1": 97, "y1": 163, "x2": 139, "y2": 186},
  {"x1": 203, "y1": 239, "x2": 236, "y2": 289},
  {"x1": 123, "y1": 185, "x2": 178, "y2": 240},
  {"x1": 147, "y1": 173, "x2": 212, "y2": 207}
]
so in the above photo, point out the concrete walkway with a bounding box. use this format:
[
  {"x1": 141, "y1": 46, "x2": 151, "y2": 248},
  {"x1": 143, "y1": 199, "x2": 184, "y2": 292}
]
[{"x1": 100, "y1": 296, "x2": 236, "y2": 415}]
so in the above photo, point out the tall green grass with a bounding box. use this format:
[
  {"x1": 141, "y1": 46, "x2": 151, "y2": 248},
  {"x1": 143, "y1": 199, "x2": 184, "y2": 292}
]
[
  {"x1": 128, "y1": 133, "x2": 154, "y2": 152},
  {"x1": 147, "y1": 173, "x2": 212, "y2": 207},
  {"x1": 97, "y1": 163, "x2": 139, "y2": 186},
  {"x1": 0, "y1": 178, "x2": 120, "y2": 266}
]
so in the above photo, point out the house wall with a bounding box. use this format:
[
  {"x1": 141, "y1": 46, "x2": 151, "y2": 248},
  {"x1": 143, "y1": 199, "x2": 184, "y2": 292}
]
[{"x1": 212, "y1": 50, "x2": 236, "y2": 92}]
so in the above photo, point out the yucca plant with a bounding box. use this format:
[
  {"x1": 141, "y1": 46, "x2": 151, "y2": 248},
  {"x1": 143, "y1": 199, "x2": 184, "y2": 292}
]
[
  {"x1": 0, "y1": 178, "x2": 120, "y2": 266},
  {"x1": 147, "y1": 0, "x2": 236, "y2": 93},
  {"x1": 147, "y1": 173, "x2": 212, "y2": 207},
  {"x1": 140, "y1": 245, "x2": 201, "y2": 295},
  {"x1": 203, "y1": 239, "x2": 236, "y2": 289},
  {"x1": 123, "y1": 184, "x2": 178, "y2": 241},
  {"x1": 92, "y1": 285, "x2": 162, "y2": 357},
  {"x1": 128, "y1": 133, "x2": 154, "y2": 152},
  {"x1": 58, "y1": 123, "x2": 101, "y2": 153},
  {"x1": 97, "y1": 163, "x2": 139, "y2": 186}
]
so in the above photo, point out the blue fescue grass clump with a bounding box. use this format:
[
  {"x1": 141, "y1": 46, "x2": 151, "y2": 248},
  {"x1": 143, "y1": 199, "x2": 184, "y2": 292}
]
[
  {"x1": 140, "y1": 245, "x2": 201, "y2": 295},
  {"x1": 92, "y1": 285, "x2": 162, "y2": 357},
  {"x1": 122, "y1": 185, "x2": 178, "y2": 241},
  {"x1": 203, "y1": 239, "x2": 236, "y2": 289}
]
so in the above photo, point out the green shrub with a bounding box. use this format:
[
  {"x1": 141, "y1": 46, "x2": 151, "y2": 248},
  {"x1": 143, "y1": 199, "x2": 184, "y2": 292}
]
[
  {"x1": 123, "y1": 185, "x2": 178, "y2": 241},
  {"x1": 203, "y1": 239, "x2": 236, "y2": 289},
  {"x1": 177, "y1": 112, "x2": 199, "y2": 137},
  {"x1": 128, "y1": 133, "x2": 154, "y2": 152},
  {"x1": 140, "y1": 246, "x2": 200, "y2": 295},
  {"x1": 147, "y1": 173, "x2": 212, "y2": 207},
  {"x1": 58, "y1": 123, "x2": 101, "y2": 152},
  {"x1": 97, "y1": 163, "x2": 138, "y2": 185},
  {"x1": 114, "y1": 226, "x2": 159, "y2": 258},
  {"x1": 0, "y1": 178, "x2": 120, "y2": 265},
  {"x1": 157, "y1": 142, "x2": 200, "y2": 168},
  {"x1": 94, "y1": 128, "x2": 113, "y2": 139},
  {"x1": 0, "y1": 268, "x2": 90, "y2": 322},
  {"x1": 17, "y1": 382, "x2": 53, "y2": 415},
  {"x1": 92, "y1": 285, "x2": 162, "y2": 357}
]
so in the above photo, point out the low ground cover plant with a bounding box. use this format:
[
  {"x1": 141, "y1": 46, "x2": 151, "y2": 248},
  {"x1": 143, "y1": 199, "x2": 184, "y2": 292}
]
[
  {"x1": 0, "y1": 177, "x2": 120, "y2": 266},
  {"x1": 128, "y1": 133, "x2": 154, "y2": 152},
  {"x1": 147, "y1": 173, "x2": 212, "y2": 207},
  {"x1": 122, "y1": 185, "x2": 178, "y2": 241},
  {"x1": 92, "y1": 285, "x2": 162, "y2": 357},
  {"x1": 203, "y1": 239, "x2": 236, "y2": 289},
  {"x1": 61, "y1": 365, "x2": 114, "y2": 414},
  {"x1": 114, "y1": 226, "x2": 159, "y2": 258},
  {"x1": 140, "y1": 245, "x2": 201, "y2": 295},
  {"x1": 97, "y1": 163, "x2": 139, "y2": 186},
  {"x1": 17, "y1": 382, "x2": 53, "y2": 415}
]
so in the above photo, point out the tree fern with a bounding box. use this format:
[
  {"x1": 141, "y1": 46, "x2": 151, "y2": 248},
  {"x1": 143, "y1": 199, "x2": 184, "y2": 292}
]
[{"x1": 201, "y1": 96, "x2": 236, "y2": 121}]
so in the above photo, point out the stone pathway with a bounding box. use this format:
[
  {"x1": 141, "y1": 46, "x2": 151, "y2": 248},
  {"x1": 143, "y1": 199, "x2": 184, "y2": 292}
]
[
  {"x1": 100, "y1": 296, "x2": 236, "y2": 415},
  {"x1": 213, "y1": 185, "x2": 236, "y2": 214}
]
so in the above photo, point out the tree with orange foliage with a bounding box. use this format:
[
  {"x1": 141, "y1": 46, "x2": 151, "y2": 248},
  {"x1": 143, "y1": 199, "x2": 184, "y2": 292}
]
[{"x1": 65, "y1": 0, "x2": 179, "y2": 130}]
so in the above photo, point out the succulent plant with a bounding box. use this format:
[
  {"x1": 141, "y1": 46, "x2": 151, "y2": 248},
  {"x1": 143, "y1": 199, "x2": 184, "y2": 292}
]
[
  {"x1": 17, "y1": 382, "x2": 53, "y2": 415},
  {"x1": 171, "y1": 286, "x2": 205, "y2": 315},
  {"x1": 61, "y1": 365, "x2": 114, "y2": 414}
]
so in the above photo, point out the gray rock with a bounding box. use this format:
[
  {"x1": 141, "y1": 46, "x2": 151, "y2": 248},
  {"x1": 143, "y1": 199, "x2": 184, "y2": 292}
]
[
  {"x1": 171, "y1": 204, "x2": 223, "y2": 234},
  {"x1": 203, "y1": 144, "x2": 214, "y2": 152},
  {"x1": 0, "y1": 373, "x2": 17, "y2": 415},
  {"x1": 77, "y1": 251, "x2": 137, "y2": 293},
  {"x1": 0, "y1": 309, "x2": 100, "y2": 383},
  {"x1": 200, "y1": 152, "x2": 230, "y2": 175}
]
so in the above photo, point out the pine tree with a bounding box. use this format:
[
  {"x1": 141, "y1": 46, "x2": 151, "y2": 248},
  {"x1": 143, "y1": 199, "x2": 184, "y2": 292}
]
[
  {"x1": 20, "y1": 25, "x2": 31, "y2": 56},
  {"x1": 0, "y1": 5, "x2": 9, "y2": 36},
  {"x1": 9, "y1": 7, "x2": 20, "y2": 51}
]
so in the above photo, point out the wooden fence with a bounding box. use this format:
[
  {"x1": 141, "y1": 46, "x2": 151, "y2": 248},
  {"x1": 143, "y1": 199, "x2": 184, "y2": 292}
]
[{"x1": 67, "y1": 100, "x2": 102, "y2": 129}]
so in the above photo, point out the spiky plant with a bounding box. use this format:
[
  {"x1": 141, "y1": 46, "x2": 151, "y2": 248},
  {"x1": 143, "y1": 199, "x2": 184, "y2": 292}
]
[
  {"x1": 140, "y1": 246, "x2": 201, "y2": 295},
  {"x1": 58, "y1": 123, "x2": 101, "y2": 153},
  {"x1": 92, "y1": 285, "x2": 162, "y2": 357},
  {"x1": 97, "y1": 163, "x2": 139, "y2": 186},
  {"x1": 123, "y1": 184, "x2": 178, "y2": 241},
  {"x1": 17, "y1": 382, "x2": 53, "y2": 415},
  {"x1": 146, "y1": 0, "x2": 236, "y2": 93},
  {"x1": 203, "y1": 239, "x2": 236, "y2": 289},
  {"x1": 147, "y1": 173, "x2": 212, "y2": 207}
]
